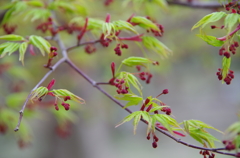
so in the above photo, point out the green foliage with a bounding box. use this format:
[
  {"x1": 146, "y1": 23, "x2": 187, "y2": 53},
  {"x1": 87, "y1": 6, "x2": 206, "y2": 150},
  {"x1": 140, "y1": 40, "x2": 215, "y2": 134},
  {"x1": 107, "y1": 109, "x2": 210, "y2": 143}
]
[
  {"x1": 0, "y1": 34, "x2": 25, "y2": 41},
  {"x1": 115, "y1": 94, "x2": 143, "y2": 109},
  {"x1": 116, "y1": 111, "x2": 151, "y2": 134},
  {"x1": 29, "y1": 35, "x2": 51, "y2": 56},
  {"x1": 182, "y1": 120, "x2": 222, "y2": 148},
  {"x1": 222, "y1": 57, "x2": 231, "y2": 81},
  {"x1": 142, "y1": 36, "x2": 172, "y2": 58},
  {"x1": 122, "y1": 56, "x2": 152, "y2": 67},
  {"x1": 196, "y1": 34, "x2": 224, "y2": 47},
  {"x1": 31, "y1": 86, "x2": 49, "y2": 101},
  {"x1": 19, "y1": 42, "x2": 28, "y2": 65},
  {"x1": 130, "y1": 16, "x2": 160, "y2": 31},
  {"x1": 118, "y1": 71, "x2": 143, "y2": 96},
  {"x1": 51, "y1": 89, "x2": 85, "y2": 104},
  {"x1": 192, "y1": 12, "x2": 227, "y2": 30},
  {"x1": 224, "y1": 13, "x2": 239, "y2": 32}
]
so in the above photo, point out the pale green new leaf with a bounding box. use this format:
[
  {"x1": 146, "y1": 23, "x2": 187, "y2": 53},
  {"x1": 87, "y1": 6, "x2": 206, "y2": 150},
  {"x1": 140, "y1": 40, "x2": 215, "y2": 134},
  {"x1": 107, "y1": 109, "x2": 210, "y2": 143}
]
[
  {"x1": 192, "y1": 12, "x2": 227, "y2": 30},
  {"x1": 115, "y1": 94, "x2": 143, "y2": 109},
  {"x1": 126, "y1": 73, "x2": 143, "y2": 96},
  {"x1": 133, "y1": 112, "x2": 142, "y2": 134},
  {"x1": 188, "y1": 120, "x2": 223, "y2": 133},
  {"x1": 51, "y1": 89, "x2": 85, "y2": 104},
  {"x1": 115, "y1": 111, "x2": 142, "y2": 128},
  {"x1": 70, "y1": 17, "x2": 104, "y2": 30},
  {"x1": 224, "y1": 13, "x2": 239, "y2": 32},
  {"x1": 196, "y1": 34, "x2": 224, "y2": 47},
  {"x1": 29, "y1": 35, "x2": 51, "y2": 56},
  {"x1": 31, "y1": 86, "x2": 48, "y2": 101},
  {"x1": 142, "y1": 36, "x2": 172, "y2": 58},
  {"x1": 24, "y1": 8, "x2": 51, "y2": 22},
  {"x1": 0, "y1": 42, "x2": 20, "y2": 58},
  {"x1": 113, "y1": 20, "x2": 138, "y2": 34},
  {"x1": 19, "y1": 42, "x2": 28, "y2": 65},
  {"x1": 131, "y1": 16, "x2": 159, "y2": 31},
  {"x1": 122, "y1": 56, "x2": 152, "y2": 67},
  {"x1": 153, "y1": 0, "x2": 168, "y2": 11},
  {"x1": 26, "y1": 0, "x2": 44, "y2": 7},
  {"x1": 226, "y1": 121, "x2": 240, "y2": 137},
  {"x1": 222, "y1": 57, "x2": 231, "y2": 82},
  {"x1": 152, "y1": 114, "x2": 173, "y2": 134},
  {"x1": 149, "y1": 106, "x2": 168, "y2": 113},
  {"x1": 0, "y1": 34, "x2": 25, "y2": 41}
]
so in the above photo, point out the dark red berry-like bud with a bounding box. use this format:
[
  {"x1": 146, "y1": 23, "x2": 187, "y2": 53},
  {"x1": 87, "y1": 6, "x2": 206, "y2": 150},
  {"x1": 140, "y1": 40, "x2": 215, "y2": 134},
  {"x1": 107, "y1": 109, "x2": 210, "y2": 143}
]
[
  {"x1": 64, "y1": 96, "x2": 71, "y2": 101},
  {"x1": 223, "y1": 52, "x2": 230, "y2": 58},
  {"x1": 152, "y1": 141, "x2": 158, "y2": 148},
  {"x1": 146, "y1": 104, "x2": 153, "y2": 112},
  {"x1": 211, "y1": 25, "x2": 217, "y2": 29},
  {"x1": 111, "y1": 62, "x2": 115, "y2": 77},
  {"x1": 50, "y1": 46, "x2": 58, "y2": 52},
  {"x1": 147, "y1": 133, "x2": 151, "y2": 140},
  {"x1": 162, "y1": 89, "x2": 169, "y2": 94}
]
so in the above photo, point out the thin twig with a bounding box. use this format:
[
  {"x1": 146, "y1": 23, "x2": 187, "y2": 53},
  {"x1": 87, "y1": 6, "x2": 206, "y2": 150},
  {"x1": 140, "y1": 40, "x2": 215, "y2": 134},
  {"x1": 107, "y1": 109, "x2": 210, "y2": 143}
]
[
  {"x1": 65, "y1": 58, "x2": 237, "y2": 157},
  {"x1": 14, "y1": 57, "x2": 66, "y2": 131},
  {"x1": 67, "y1": 39, "x2": 102, "y2": 51}
]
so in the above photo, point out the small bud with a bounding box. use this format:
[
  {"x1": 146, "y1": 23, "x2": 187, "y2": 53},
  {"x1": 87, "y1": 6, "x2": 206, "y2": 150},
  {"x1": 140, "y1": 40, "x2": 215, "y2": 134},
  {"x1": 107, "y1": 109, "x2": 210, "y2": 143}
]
[
  {"x1": 152, "y1": 141, "x2": 158, "y2": 148},
  {"x1": 47, "y1": 79, "x2": 56, "y2": 90},
  {"x1": 162, "y1": 89, "x2": 169, "y2": 94},
  {"x1": 211, "y1": 25, "x2": 217, "y2": 29},
  {"x1": 111, "y1": 62, "x2": 115, "y2": 77}
]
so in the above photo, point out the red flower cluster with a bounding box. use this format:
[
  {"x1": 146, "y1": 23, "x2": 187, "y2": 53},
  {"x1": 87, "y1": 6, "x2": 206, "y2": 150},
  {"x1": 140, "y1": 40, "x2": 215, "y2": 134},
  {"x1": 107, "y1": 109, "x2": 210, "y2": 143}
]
[
  {"x1": 225, "y1": 1, "x2": 240, "y2": 14},
  {"x1": 85, "y1": 44, "x2": 96, "y2": 54},
  {"x1": 44, "y1": 46, "x2": 58, "y2": 69},
  {"x1": 2, "y1": 24, "x2": 17, "y2": 34},
  {"x1": 216, "y1": 69, "x2": 234, "y2": 85},
  {"x1": 219, "y1": 42, "x2": 239, "y2": 58},
  {"x1": 199, "y1": 150, "x2": 215, "y2": 158},
  {"x1": 146, "y1": 16, "x2": 164, "y2": 37},
  {"x1": 222, "y1": 140, "x2": 236, "y2": 151}
]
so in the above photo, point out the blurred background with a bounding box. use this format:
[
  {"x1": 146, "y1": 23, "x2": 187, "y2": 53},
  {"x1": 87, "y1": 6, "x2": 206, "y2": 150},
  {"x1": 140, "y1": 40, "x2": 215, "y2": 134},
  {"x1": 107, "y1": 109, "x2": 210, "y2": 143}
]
[{"x1": 0, "y1": 0, "x2": 239, "y2": 158}]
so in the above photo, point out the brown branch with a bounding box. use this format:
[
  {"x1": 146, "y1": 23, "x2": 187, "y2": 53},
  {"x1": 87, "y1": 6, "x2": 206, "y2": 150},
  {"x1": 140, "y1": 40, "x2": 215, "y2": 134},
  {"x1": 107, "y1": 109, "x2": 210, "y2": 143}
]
[
  {"x1": 67, "y1": 39, "x2": 102, "y2": 52},
  {"x1": 65, "y1": 58, "x2": 238, "y2": 157},
  {"x1": 14, "y1": 57, "x2": 66, "y2": 131},
  {"x1": 167, "y1": 1, "x2": 226, "y2": 9}
]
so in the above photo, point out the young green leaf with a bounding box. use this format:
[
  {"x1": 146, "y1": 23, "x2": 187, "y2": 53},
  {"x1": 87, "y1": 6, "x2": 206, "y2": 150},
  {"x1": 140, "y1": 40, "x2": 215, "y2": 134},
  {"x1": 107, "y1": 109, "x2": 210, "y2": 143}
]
[
  {"x1": 29, "y1": 35, "x2": 51, "y2": 56},
  {"x1": 153, "y1": 0, "x2": 168, "y2": 11},
  {"x1": 222, "y1": 57, "x2": 231, "y2": 81},
  {"x1": 113, "y1": 20, "x2": 138, "y2": 34},
  {"x1": 31, "y1": 86, "x2": 49, "y2": 101},
  {"x1": 130, "y1": 16, "x2": 159, "y2": 31},
  {"x1": 196, "y1": 34, "x2": 224, "y2": 47},
  {"x1": 19, "y1": 42, "x2": 28, "y2": 65},
  {"x1": 224, "y1": 13, "x2": 239, "y2": 32},
  {"x1": 192, "y1": 12, "x2": 227, "y2": 30},
  {"x1": 115, "y1": 94, "x2": 143, "y2": 109},
  {"x1": 115, "y1": 111, "x2": 142, "y2": 128},
  {"x1": 26, "y1": 0, "x2": 44, "y2": 7},
  {"x1": 0, "y1": 42, "x2": 20, "y2": 58},
  {"x1": 125, "y1": 72, "x2": 143, "y2": 96},
  {"x1": 51, "y1": 89, "x2": 85, "y2": 104},
  {"x1": 0, "y1": 34, "x2": 25, "y2": 41},
  {"x1": 142, "y1": 36, "x2": 172, "y2": 58},
  {"x1": 122, "y1": 56, "x2": 152, "y2": 67},
  {"x1": 152, "y1": 114, "x2": 172, "y2": 133}
]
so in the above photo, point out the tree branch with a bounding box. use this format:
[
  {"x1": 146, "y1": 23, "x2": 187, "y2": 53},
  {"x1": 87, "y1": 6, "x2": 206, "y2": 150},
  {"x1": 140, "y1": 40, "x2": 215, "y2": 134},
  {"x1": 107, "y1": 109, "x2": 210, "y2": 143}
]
[
  {"x1": 65, "y1": 58, "x2": 237, "y2": 157},
  {"x1": 14, "y1": 57, "x2": 66, "y2": 131}
]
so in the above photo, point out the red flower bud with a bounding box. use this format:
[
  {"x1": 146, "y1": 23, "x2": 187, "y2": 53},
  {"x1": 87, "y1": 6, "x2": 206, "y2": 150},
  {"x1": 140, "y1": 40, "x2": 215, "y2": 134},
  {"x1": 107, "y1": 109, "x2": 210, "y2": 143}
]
[{"x1": 47, "y1": 79, "x2": 56, "y2": 90}]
